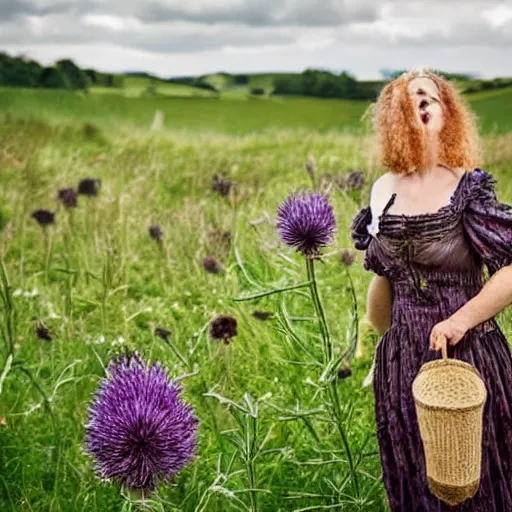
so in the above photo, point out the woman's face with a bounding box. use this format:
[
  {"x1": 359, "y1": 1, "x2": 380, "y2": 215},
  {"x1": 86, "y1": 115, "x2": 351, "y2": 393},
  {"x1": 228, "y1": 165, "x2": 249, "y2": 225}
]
[{"x1": 407, "y1": 76, "x2": 443, "y2": 134}]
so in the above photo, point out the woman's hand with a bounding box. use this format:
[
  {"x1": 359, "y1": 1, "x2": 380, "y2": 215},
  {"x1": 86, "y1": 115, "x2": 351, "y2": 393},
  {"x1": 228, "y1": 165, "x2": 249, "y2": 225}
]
[{"x1": 429, "y1": 316, "x2": 470, "y2": 351}]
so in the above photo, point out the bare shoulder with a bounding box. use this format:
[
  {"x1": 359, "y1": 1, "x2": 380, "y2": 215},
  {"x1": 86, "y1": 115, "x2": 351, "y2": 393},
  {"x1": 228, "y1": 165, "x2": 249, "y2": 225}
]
[{"x1": 369, "y1": 172, "x2": 395, "y2": 216}]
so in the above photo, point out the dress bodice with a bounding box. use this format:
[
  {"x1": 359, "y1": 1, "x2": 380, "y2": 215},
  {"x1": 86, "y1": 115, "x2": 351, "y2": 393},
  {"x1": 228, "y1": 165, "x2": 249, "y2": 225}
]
[{"x1": 350, "y1": 168, "x2": 512, "y2": 318}]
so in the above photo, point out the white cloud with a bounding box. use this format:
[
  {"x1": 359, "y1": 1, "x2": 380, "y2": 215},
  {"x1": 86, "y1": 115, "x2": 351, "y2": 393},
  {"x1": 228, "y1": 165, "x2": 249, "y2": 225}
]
[{"x1": 1, "y1": 0, "x2": 512, "y2": 78}]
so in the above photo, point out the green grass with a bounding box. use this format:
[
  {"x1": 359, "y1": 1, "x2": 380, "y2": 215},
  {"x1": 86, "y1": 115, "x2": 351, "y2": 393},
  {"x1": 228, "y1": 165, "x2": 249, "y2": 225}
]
[
  {"x1": 2, "y1": 86, "x2": 512, "y2": 136},
  {"x1": 0, "y1": 89, "x2": 511, "y2": 511}
]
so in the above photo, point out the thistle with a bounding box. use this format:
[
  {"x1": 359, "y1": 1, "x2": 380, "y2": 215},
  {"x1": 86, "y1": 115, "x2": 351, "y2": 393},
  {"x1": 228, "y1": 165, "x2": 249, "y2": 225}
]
[
  {"x1": 211, "y1": 173, "x2": 233, "y2": 197},
  {"x1": 276, "y1": 192, "x2": 336, "y2": 256},
  {"x1": 149, "y1": 224, "x2": 163, "y2": 244},
  {"x1": 210, "y1": 315, "x2": 237, "y2": 344},
  {"x1": 36, "y1": 321, "x2": 52, "y2": 341},
  {"x1": 31, "y1": 209, "x2": 55, "y2": 227},
  {"x1": 85, "y1": 353, "x2": 199, "y2": 495},
  {"x1": 345, "y1": 170, "x2": 365, "y2": 191},
  {"x1": 57, "y1": 188, "x2": 78, "y2": 209},
  {"x1": 154, "y1": 327, "x2": 171, "y2": 343},
  {"x1": 252, "y1": 310, "x2": 273, "y2": 321},
  {"x1": 201, "y1": 255, "x2": 222, "y2": 274},
  {"x1": 78, "y1": 178, "x2": 101, "y2": 197},
  {"x1": 340, "y1": 249, "x2": 355, "y2": 267}
]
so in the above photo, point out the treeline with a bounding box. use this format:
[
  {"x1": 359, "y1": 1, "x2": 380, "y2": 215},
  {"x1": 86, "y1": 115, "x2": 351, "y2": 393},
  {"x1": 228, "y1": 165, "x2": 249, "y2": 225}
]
[
  {"x1": 0, "y1": 52, "x2": 123, "y2": 90},
  {"x1": 272, "y1": 69, "x2": 382, "y2": 100},
  {"x1": 167, "y1": 76, "x2": 219, "y2": 94}
]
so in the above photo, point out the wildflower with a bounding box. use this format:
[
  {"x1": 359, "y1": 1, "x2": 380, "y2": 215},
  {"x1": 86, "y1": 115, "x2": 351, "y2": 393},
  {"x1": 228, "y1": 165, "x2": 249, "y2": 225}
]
[
  {"x1": 78, "y1": 178, "x2": 101, "y2": 196},
  {"x1": 85, "y1": 353, "x2": 199, "y2": 494},
  {"x1": 345, "y1": 170, "x2": 365, "y2": 191},
  {"x1": 252, "y1": 310, "x2": 273, "y2": 321},
  {"x1": 210, "y1": 315, "x2": 237, "y2": 344},
  {"x1": 155, "y1": 327, "x2": 171, "y2": 342},
  {"x1": 57, "y1": 188, "x2": 78, "y2": 209},
  {"x1": 276, "y1": 192, "x2": 336, "y2": 256},
  {"x1": 201, "y1": 255, "x2": 222, "y2": 274},
  {"x1": 31, "y1": 209, "x2": 55, "y2": 227},
  {"x1": 337, "y1": 366, "x2": 352, "y2": 380},
  {"x1": 211, "y1": 173, "x2": 233, "y2": 197},
  {"x1": 149, "y1": 225, "x2": 163, "y2": 244},
  {"x1": 340, "y1": 249, "x2": 355, "y2": 267},
  {"x1": 36, "y1": 321, "x2": 52, "y2": 341}
]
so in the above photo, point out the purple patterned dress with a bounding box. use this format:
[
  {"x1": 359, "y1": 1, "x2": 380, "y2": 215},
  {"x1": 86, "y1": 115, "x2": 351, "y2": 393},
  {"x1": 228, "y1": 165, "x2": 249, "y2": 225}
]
[{"x1": 351, "y1": 168, "x2": 512, "y2": 511}]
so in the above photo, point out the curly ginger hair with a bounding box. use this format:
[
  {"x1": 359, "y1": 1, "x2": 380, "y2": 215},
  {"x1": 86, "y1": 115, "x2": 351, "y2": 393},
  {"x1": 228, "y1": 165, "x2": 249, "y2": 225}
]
[{"x1": 373, "y1": 70, "x2": 482, "y2": 175}]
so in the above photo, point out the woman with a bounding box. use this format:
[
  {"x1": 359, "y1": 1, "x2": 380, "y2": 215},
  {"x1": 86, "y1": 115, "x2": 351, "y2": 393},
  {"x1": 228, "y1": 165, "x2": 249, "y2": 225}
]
[{"x1": 351, "y1": 69, "x2": 512, "y2": 511}]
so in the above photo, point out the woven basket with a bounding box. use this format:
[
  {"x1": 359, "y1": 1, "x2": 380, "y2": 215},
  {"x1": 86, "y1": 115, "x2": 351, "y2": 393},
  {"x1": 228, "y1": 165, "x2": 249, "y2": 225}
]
[{"x1": 412, "y1": 340, "x2": 487, "y2": 506}]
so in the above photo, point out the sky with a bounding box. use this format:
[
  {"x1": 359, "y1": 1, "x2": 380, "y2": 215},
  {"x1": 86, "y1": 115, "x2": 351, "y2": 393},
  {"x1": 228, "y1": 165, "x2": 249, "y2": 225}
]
[{"x1": 2, "y1": 0, "x2": 512, "y2": 80}]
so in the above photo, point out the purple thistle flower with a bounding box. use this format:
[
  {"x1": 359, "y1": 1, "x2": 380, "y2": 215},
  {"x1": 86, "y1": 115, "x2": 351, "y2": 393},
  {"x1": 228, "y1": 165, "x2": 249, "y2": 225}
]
[
  {"x1": 31, "y1": 209, "x2": 55, "y2": 227},
  {"x1": 210, "y1": 315, "x2": 237, "y2": 344},
  {"x1": 85, "y1": 353, "x2": 199, "y2": 494},
  {"x1": 149, "y1": 224, "x2": 163, "y2": 244},
  {"x1": 58, "y1": 188, "x2": 78, "y2": 209},
  {"x1": 36, "y1": 321, "x2": 53, "y2": 341},
  {"x1": 276, "y1": 192, "x2": 336, "y2": 256},
  {"x1": 78, "y1": 178, "x2": 101, "y2": 197}
]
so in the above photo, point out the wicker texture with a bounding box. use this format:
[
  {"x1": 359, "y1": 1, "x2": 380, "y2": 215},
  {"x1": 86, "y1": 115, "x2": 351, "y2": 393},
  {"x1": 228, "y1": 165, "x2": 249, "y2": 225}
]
[{"x1": 413, "y1": 344, "x2": 487, "y2": 506}]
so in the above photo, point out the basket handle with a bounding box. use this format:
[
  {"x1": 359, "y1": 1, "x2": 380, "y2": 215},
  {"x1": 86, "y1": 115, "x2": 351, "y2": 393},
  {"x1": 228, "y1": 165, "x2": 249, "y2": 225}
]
[{"x1": 439, "y1": 333, "x2": 448, "y2": 361}]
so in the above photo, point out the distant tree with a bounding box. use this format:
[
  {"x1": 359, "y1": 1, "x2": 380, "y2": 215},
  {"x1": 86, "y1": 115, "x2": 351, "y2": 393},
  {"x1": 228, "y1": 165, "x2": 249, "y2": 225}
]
[
  {"x1": 234, "y1": 74, "x2": 249, "y2": 85},
  {"x1": 40, "y1": 67, "x2": 71, "y2": 89},
  {"x1": 55, "y1": 59, "x2": 88, "y2": 90}
]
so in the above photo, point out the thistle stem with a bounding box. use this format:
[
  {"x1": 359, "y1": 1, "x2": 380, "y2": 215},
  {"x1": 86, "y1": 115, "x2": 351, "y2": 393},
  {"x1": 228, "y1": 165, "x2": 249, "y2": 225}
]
[
  {"x1": 305, "y1": 258, "x2": 331, "y2": 362},
  {"x1": 305, "y1": 256, "x2": 359, "y2": 495}
]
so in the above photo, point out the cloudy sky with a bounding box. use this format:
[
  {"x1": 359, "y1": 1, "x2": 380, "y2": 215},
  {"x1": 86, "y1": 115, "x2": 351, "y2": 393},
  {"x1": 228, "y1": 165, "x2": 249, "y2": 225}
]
[{"x1": 2, "y1": 0, "x2": 512, "y2": 79}]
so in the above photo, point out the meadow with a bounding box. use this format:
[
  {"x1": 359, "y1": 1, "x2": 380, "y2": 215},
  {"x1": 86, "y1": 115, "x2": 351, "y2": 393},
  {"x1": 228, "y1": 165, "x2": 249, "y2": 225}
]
[{"x1": 0, "y1": 85, "x2": 511, "y2": 512}]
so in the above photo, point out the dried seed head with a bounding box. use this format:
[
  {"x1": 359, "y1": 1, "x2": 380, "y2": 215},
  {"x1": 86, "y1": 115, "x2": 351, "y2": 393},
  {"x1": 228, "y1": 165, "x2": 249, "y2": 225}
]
[
  {"x1": 345, "y1": 170, "x2": 365, "y2": 191},
  {"x1": 252, "y1": 310, "x2": 273, "y2": 321},
  {"x1": 78, "y1": 178, "x2": 101, "y2": 197},
  {"x1": 31, "y1": 209, "x2": 55, "y2": 227},
  {"x1": 337, "y1": 366, "x2": 352, "y2": 380},
  {"x1": 340, "y1": 249, "x2": 355, "y2": 267},
  {"x1": 154, "y1": 327, "x2": 171, "y2": 342},
  {"x1": 36, "y1": 321, "x2": 52, "y2": 341},
  {"x1": 149, "y1": 225, "x2": 163, "y2": 243},
  {"x1": 202, "y1": 255, "x2": 222, "y2": 274},
  {"x1": 58, "y1": 188, "x2": 78, "y2": 209},
  {"x1": 211, "y1": 173, "x2": 233, "y2": 197},
  {"x1": 210, "y1": 315, "x2": 237, "y2": 344}
]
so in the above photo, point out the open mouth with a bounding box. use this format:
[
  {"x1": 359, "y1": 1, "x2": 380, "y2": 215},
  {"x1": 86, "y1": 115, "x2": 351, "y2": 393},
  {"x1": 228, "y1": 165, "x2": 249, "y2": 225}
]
[{"x1": 421, "y1": 111, "x2": 430, "y2": 124}]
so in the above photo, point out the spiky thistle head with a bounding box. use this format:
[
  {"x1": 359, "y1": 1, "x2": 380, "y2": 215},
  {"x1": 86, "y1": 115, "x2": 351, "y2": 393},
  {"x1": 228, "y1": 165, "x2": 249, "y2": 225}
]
[
  {"x1": 85, "y1": 353, "x2": 199, "y2": 495},
  {"x1": 276, "y1": 192, "x2": 336, "y2": 256}
]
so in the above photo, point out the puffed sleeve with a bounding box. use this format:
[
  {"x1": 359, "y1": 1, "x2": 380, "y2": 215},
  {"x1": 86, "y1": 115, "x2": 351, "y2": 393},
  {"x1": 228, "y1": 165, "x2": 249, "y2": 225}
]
[
  {"x1": 350, "y1": 206, "x2": 386, "y2": 275},
  {"x1": 461, "y1": 169, "x2": 512, "y2": 276}
]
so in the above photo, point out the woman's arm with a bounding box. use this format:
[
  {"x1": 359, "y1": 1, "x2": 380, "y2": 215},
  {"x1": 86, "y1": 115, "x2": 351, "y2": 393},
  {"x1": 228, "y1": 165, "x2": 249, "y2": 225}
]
[
  {"x1": 366, "y1": 275, "x2": 392, "y2": 333},
  {"x1": 430, "y1": 265, "x2": 512, "y2": 350},
  {"x1": 450, "y1": 264, "x2": 512, "y2": 330}
]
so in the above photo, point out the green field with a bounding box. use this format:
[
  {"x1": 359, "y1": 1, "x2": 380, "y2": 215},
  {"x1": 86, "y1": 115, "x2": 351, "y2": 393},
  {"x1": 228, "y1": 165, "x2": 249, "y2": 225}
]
[
  {"x1": 2, "y1": 86, "x2": 512, "y2": 136},
  {"x1": 0, "y1": 86, "x2": 511, "y2": 511}
]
